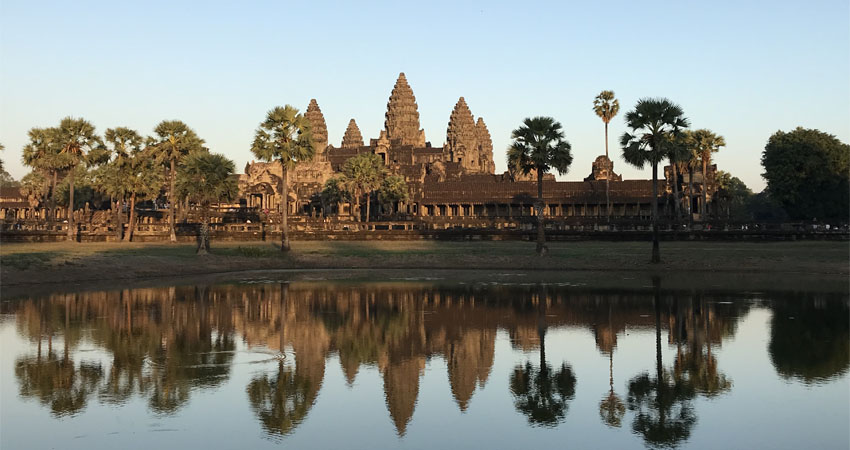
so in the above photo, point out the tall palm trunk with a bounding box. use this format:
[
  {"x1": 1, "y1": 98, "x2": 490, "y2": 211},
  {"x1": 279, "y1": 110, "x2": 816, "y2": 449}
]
[
  {"x1": 605, "y1": 122, "x2": 611, "y2": 222},
  {"x1": 280, "y1": 161, "x2": 290, "y2": 252},
  {"x1": 198, "y1": 205, "x2": 210, "y2": 255},
  {"x1": 688, "y1": 168, "x2": 695, "y2": 227},
  {"x1": 651, "y1": 162, "x2": 660, "y2": 263},
  {"x1": 67, "y1": 168, "x2": 75, "y2": 242},
  {"x1": 169, "y1": 159, "x2": 177, "y2": 242},
  {"x1": 50, "y1": 170, "x2": 58, "y2": 223},
  {"x1": 670, "y1": 162, "x2": 681, "y2": 220},
  {"x1": 124, "y1": 192, "x2": 137, "y2": 242},
  {"x1": 113, "y1": 196, "x2": 124, "y2": 240},
  {"x1": 536, "y1": 167, "x2": 547, "y2": 255},
  {"x1": 701, "y1": 158, "x2": 709, "y2": 221},
  {"x1": 366, "y1": 192, "x2": 371, "y2": 222}
]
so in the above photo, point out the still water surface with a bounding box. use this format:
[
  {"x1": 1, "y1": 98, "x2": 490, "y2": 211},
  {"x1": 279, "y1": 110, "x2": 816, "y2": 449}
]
[{"x1": 1, "y1": 274, "x2": 847, "y2": 449}]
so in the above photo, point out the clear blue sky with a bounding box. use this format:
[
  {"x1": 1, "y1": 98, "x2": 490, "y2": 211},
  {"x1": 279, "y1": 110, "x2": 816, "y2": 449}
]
[{"x1": 2, "y1": 0, "x2": 848, "y2": 192}]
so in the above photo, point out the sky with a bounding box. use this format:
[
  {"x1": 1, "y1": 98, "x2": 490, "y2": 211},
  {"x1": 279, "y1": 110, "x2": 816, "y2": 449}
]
[{"x1": 1, "y1": 0, "x2": 848, "y2": 192}]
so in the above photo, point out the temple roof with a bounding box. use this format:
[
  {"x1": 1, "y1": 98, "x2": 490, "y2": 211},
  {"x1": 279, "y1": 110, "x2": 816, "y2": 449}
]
[
  {"x1": 305, "y1": 99, "x2": 328, "y2": 151},
  {"x1": 341, "y1": 119, "x2": 364, "y2": 149},
  {"x1": 385, "y1": 73, "x2": 425, "y2": 147}
]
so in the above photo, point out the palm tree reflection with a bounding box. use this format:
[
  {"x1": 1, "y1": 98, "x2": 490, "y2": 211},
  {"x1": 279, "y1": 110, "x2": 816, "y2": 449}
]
[
  {"x1": 627, "y1": 278, "x2": 696, "y2": 448},
  {"x1": 509, "y1": 298, "x2": 576, "y2": 426}
]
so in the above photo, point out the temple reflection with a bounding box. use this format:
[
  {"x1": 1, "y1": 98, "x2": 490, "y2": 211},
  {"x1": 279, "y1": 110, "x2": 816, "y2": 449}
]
[{"x1": 5, "y1": 281, "x2": 847, "y2": 447}]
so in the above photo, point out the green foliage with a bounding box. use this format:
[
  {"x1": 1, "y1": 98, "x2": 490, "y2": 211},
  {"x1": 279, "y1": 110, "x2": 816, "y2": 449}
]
[
  {"x1": 0, "y1": 165, "x2": 18, "y2": 188},
  {"x1": 55, "y1": 117, "x2": 103, "y2": 168},
  {"x1": 715, "y1": 171, "x2": 753, "y2": 220},
  {"x1": 54, "y1": 166, "x2": 100, "y2": 209},
  {"x1": 340, "y1": 153, "x2": 387, "y2": 198},
  {"x1": 95, "y1": 128, "x2": 163, "y2": 203},
  {"x1": 250, "y1": 106, "x2": 314, "y2": 170},
  {"x1": 20, "y1": 171, "x2": 49, "y2": 202},
  {"x1": 377, "y1": 174, "x2": 409, "y2": 207},
  {"x1": 321, "y1": 177, "x2": 351, "y2": 205},
  {"x1": 761, "y1": 127, "x2": 850, "y2": 220},
  {"x1": 593, "y1": 90, "x2": 620, "y2": 124},
  {"x1": 620, "y1": 98, "x2": 690, "y2": 169},
  {"x1": 177, "y1": 152, "x2": 238, "y2": 208},
  {"x1": 507, "y1": 116, "x2": 573, "y2": 177},
  {"x1": 686, "y1": 129, "x2": 725, "y2": 164},
  {"x1": 149, "y1": 121, "x2": 206, "y2": 166}
]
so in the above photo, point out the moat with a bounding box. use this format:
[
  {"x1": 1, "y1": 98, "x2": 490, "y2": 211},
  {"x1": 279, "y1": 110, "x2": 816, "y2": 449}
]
[{"x1": 1, "y1": 273, "x2": 847, "y2": 450}]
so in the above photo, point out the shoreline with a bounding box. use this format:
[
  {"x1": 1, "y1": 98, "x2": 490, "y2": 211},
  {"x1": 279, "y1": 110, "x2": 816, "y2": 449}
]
[{"x1": 2, "y1": 240, "x2": 848, "y2": 296}]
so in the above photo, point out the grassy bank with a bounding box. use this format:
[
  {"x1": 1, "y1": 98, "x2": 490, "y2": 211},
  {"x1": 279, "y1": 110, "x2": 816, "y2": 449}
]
[{"x1": 1, "y1": 240, "x2": 847, "y2": 289}]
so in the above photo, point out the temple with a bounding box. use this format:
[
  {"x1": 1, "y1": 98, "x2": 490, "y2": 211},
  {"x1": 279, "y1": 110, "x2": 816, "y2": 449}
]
[{"x1": 237, "y1": 72, "x2": 719, "y2": 223}]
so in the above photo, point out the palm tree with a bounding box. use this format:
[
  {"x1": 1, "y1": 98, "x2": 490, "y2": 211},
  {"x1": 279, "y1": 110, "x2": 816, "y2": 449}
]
[
  {"x1": 54, "y1": 117, "x2": 102, "y2": 242},
  {"x1": 123, "y1": 147, "x2": 163, "y2": 242},
  {"x1": 250, "y1": 106, "x2": 314, "y2": 251},
  {"x1": 680, "y1": 131, "x2": 701, "y2": 226},
  {"x1": 594, "y1": 91, "x2": 620, "y2": 220},
  {"x1": 666, "y1": 134, "x2": 691, "y2": 221},
  {"x1": 687, "y1": 129, "x2": 726, "y2": 220},
  {"x1": 102, "y1": 127, "x2": 144, "y2": 239},
  {"x1": 22, "y1": 127, "x2": 67, "y2": 222},
  {"x1": 150, "y1": 121, "x2": 206, "y2": 243},
  {"x1": 621, "y1": 99, "x2": 689, "y2": 263},
  {"x1": 177, "y1": 153, "x2": 238, "y2": 254},
  {"x1": 339, "y1": 153, "x2": 387, "y2": 222},
  {"x1": 507, "y1": 117, "x2": 573, "y2": 255}
]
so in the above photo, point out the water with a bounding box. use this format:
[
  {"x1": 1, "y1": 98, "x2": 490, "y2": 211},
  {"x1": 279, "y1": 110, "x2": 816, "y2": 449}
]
[{"x1": 1, "y1": 273, "x2": 847, "y2": 449}]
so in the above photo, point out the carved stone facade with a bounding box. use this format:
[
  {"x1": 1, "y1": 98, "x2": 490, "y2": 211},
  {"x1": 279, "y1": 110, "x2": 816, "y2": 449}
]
[
  {"x1": 341, "y1": 119, "x2": 364, "y2": 149},
  {"x1": 584, "y1": 155, "x2": 622, "y2": 182},
  {"x1": 237, "y1": 72, "x2": 719, "y2": 220}
]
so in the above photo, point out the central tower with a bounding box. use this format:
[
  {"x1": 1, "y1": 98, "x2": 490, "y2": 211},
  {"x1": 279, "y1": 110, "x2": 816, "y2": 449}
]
[{"x1": 384, "y1": 72, "x2": 426, "y2": 147}]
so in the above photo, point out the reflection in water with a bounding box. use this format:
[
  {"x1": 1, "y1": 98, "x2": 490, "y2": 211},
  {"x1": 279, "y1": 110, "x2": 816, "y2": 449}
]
[
  {"x1": 3, "y1": 280, "x2": 848, "y2": 448},
  {"x1": 769, "y1": 298, "x2": 850, "y2": 384}
]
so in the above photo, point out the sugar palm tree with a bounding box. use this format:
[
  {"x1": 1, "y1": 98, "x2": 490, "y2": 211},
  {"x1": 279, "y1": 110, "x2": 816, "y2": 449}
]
[
  {"x1": 666, "y1": 134, "x2": 691, "y2": 221},
  {"x1": 177, "y1": 152, "x2": 238, "y2": 254},
  {"x1": 621, "y1": 99, "x2": 689, "y2": 263},
  {"x1": 507, "y1": 117, "x2": 573, "y2": 255},
  {"x1": 340, "y1": 153, "x2": 387, "y2": 222},
  {"x1": 150, "y1": 121, "x2": 206, "y2": 243},
  {"x1": 102, "y1": 127, "x2": 145, "y2": 239},
  {"x1": 250, "y1": 106, "x2": 314, "y2": 251},
  {"x1": 687, "y1": 129, "x2": 726, "y2": 220},
  {"x1": 22, "y1": 127, "x2": 68, "y2": 222},
  {"x1": 594, "y1": 91, "x2": 620, "y2": 220},
  {"x1": 54, "y1": 118, "x2": 103, "y2": 241}
]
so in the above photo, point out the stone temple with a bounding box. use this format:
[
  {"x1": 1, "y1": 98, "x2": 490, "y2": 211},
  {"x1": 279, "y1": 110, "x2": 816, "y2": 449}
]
[{"x1": 237, "y1": 72, "x2": 718, "y2": 221}]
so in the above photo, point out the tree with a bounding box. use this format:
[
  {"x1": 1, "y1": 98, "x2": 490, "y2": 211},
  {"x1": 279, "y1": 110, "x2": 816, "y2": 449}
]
[
  {"x1": 593, "y1": 91, "x2": 620, "y2": 220},
  {"x1": 250, "y1": 106, "x2": 314, "y2": 251},
  {"x1": 54, "y1": 117, "x2": 103, "y2": 241},
  {"x1": 177, "y1": 153, "x2": 238, "y2": 254},
  {"x1": 666, "y1": 133, "x2": 691, "y2": 221},
  {"x1": 621, "y1": 99, "x2": 690, "y2": 263},
  {"x1": 22, "y1": 127, "x2": 68, "y2": 222},
  {"x1": 761, "y1": 127, "x2": 850, "y2": 220},
  {"x1": 150, "y1": 121, "x2": 206, "y2": 243},
  {"x1": 377, "y1": 174, "x2": 409, "y2": 217},
  {"x1": 714, "y1": 171, "x2": 753, "y2": 220},
  {"x1": 320, "y1": 177, "x2": 350, "y2": 216},
  {"x1": 99, "y1": 128, "x2": 145, "y2": 239},
  {"x1": 687, "y1": 129, "x2": 726, "y2": 220},
  {"x1": 339, "y1": 153, "x2": 387, "y2": 222},
  {"x1": 507, "y1": 117, "x2": 573, "y2": 255}
]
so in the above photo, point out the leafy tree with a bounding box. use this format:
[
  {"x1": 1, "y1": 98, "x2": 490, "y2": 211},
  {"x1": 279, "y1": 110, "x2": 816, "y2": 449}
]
[
  {"x1": 377, "y1": 174, "x2": 409, "y2": 216},
  {"x1": 246, "y1": 360, "x2": 320, "y2": 436},
  {"x1": 250, "y1": 106, "x2": 314, "y2": 251},
  {"x1": 339, "y1": 153, "x2": 387, "y2": 222},
  {"x1": 593, "y1": 91, "x2": 620, "y2": 220},
  {"x1": 98, "y1": 128, "x2": 146, "y2": 238},
  {"x1": 320, "y1": 177, "x2": 350, "y2": 216},
  {"x1": 20, "y1": 171, "x2": 50, "y2": 206},
  {"x1": 621, "y1": 98, "x2": 689, "y2": 263},
  {"x1": 54, "y1": 117, "x2": 103, "y2": 241},
  {"x1": 507, "y1": 117, "x2": 573, "y2": 255},
  {"x1": 0, "y1": 165, "x2": 19, "y2": 188},
  {"x1": 687, "y1": 129, "x2": 726, "y2": 219},
  {"x1": 714, "y1": 171, "x2": 753, "y2": 220},
  {"x1": 22, "y1": 127, "x2": 68, "y2": 221},
  {"x1": 761, "y1": 127, "x2": 850, "y2": 220},
  {"x1": 176, "y1": 153, "x2": 238, "y2": 254},
  {"x1": 150, "y1": 121, "x2": 206, "y2": 242}
]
